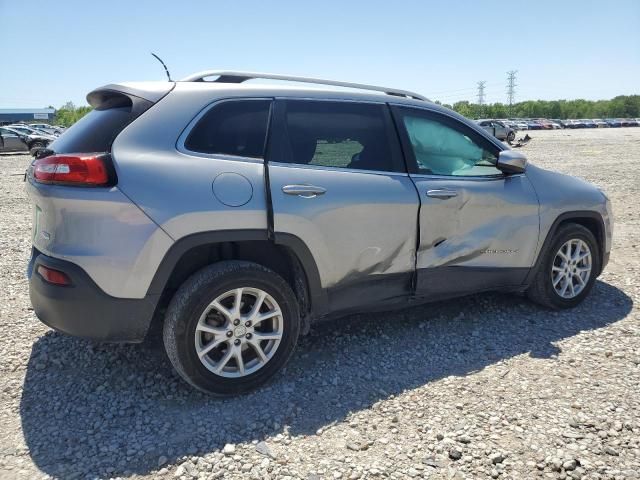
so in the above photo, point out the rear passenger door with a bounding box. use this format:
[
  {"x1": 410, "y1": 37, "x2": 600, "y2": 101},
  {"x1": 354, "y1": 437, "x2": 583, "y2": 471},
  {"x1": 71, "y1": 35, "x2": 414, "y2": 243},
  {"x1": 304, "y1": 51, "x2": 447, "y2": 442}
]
[
  {"x1": 391, "y1": 106, "x2": 540, "y2": 299},
  {"x1": 267, "y1": 99, "x2": 419, "y2": 313}
]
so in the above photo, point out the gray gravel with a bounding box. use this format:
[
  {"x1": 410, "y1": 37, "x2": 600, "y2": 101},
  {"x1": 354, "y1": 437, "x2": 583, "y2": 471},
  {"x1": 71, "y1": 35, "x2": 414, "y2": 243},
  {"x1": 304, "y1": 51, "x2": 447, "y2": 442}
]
[{"x1": 1, "y1": 128, "x2": 639, "y2": 480}]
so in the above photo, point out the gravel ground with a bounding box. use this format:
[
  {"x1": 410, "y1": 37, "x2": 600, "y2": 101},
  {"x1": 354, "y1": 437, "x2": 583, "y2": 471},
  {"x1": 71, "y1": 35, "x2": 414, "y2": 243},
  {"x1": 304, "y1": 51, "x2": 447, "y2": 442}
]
[{"x1": 0, "y1": 128, "x2": 639, "y2": 480}]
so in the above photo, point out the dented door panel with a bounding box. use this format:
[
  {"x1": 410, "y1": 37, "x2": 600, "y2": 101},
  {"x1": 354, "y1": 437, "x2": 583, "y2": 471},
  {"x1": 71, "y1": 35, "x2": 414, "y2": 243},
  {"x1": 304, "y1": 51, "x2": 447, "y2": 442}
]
[
  {"x1": 412, "y1": 173, "x2": 540, "y2": 294},
  {"x1": 269, "y1": 163, "x2": 419, "y2": 290}
]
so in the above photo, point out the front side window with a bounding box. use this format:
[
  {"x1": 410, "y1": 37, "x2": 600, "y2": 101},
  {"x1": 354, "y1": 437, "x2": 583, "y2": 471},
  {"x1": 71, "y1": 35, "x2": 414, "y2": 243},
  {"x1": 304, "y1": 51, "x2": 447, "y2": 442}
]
[
  {"x1": 396, "y1": 109, "x2": 502, "y2": 177},
  {"x1": 185, "y1": 100, "x2": 271, "y2": 158},
  {"x1": 270, "y1": 100, "x2": 404, "y2": 172}
]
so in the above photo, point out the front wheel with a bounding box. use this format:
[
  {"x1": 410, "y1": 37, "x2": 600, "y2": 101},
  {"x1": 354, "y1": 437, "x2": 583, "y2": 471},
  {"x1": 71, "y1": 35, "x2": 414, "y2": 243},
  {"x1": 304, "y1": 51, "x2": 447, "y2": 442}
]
[
  {"x1": 163, "y1": 261, "x2": 300, "y2": 395},
  {"x1": 527, "y1": 223, "x2": 600, "y2": 309}
]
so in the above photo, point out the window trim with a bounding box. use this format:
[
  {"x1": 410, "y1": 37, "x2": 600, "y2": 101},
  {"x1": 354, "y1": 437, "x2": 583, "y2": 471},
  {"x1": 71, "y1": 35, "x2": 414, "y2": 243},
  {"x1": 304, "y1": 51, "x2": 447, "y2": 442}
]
[
  {"x1": 390, "y1": 104, "x2": 508, "y2": 178},
  {"x1": 176, "y1": 97, "x2": 273, "y2": 163},
  {"x1": 266, "y1": 97, "x2": 408, "y2": 175},
  {"x1": 267, "y1": 160, "x2": 410, "y2": 177}
]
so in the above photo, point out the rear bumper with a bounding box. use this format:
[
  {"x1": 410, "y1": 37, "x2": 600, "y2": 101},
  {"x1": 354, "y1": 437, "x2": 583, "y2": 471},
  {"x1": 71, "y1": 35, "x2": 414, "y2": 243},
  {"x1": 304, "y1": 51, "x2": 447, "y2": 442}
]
[{"x1": 28, "y1": 248, "x2": 157, "y2": 343}]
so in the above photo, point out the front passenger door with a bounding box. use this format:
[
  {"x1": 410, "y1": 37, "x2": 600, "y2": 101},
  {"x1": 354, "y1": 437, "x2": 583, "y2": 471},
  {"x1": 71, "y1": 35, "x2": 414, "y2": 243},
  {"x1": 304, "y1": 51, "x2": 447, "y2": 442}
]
[{"x1": 391, "y1": 106, "x2": 540, "y2": 299}]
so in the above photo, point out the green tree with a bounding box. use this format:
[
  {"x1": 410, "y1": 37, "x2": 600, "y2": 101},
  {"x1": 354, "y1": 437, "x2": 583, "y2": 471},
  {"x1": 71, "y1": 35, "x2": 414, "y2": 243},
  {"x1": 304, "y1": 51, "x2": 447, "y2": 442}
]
[
  {"x1": 54, "y1": 101, "x2": 92, "y2": 126},
  {"x1": 439, "y1": 95, "x2": 640, "y2": 120}
]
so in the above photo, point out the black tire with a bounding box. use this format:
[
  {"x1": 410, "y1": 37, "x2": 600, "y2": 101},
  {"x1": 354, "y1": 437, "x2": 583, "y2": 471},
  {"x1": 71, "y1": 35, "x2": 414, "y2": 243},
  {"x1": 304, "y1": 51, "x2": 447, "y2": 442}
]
[
  {"x1": 30, "y1": 141, "x2": 45, "y2": 149},
  {"x1": 163, "y1": 260, "x2": 300, "y2": 396},
  {"x1": 527, "y1": 223, "x2": 600, "y2": 309},
  {"x1": 507, "y1": 131, "x2": 516, "y2": 142}
]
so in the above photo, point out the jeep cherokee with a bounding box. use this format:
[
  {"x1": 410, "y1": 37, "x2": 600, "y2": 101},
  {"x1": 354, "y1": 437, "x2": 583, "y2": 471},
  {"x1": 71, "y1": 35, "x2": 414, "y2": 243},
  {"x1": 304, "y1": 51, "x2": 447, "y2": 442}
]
[{"x1": 26, "y1": 71, "x2": 613, "y2": 395}]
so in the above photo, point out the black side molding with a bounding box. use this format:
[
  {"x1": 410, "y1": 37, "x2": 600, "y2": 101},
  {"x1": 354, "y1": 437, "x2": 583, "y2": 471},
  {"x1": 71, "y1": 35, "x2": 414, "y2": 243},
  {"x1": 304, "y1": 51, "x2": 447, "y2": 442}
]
[
  {"x1": 523, "y1": 210, "x2": 606, "y2": 286},
  {"x1": 146, "y1": 230, "x2": 268, "y2": 296},
  {"x1": 273, "y1": 232, "x2": 328, "y2": 316},
  {"x1": 146, "y1": 229, "x2": 328, "y2": 316}
]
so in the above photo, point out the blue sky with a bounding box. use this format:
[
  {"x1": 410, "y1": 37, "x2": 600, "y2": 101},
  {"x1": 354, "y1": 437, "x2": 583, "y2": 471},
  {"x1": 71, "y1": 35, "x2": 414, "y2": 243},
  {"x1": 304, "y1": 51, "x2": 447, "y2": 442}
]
[{"x1": 1, "y1": 0, "x2": 638, "y2": 108}]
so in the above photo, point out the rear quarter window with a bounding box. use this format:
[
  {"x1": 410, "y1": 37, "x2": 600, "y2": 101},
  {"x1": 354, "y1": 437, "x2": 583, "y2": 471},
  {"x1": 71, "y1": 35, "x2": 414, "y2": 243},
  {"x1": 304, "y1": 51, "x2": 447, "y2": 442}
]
[{"x1": 184, "y1": 100, "x2": 271, "y2": 158}]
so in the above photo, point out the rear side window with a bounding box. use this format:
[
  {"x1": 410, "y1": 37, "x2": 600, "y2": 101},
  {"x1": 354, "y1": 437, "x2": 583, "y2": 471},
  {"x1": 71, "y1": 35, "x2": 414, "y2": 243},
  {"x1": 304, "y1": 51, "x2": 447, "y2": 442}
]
[
  {"x1": 269, "y1": 100, "x2": 404, "y2": 172},
  {"x1": 185, "y1": 100, "x2": 271, "y2": 158},
  {"x1": 50, "y1": 93, "x2": 152, "y2": 153}
]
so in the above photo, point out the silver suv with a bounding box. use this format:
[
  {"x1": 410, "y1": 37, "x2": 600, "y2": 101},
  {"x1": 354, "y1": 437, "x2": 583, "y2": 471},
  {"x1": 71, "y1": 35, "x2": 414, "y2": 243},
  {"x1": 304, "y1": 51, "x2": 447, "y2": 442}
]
[
  {"x1": 26, "y1": 71, "x2": 613, "y2": 395},
  {"x1": 476, "y1": 119, "x2": 516, "y2": 142}
]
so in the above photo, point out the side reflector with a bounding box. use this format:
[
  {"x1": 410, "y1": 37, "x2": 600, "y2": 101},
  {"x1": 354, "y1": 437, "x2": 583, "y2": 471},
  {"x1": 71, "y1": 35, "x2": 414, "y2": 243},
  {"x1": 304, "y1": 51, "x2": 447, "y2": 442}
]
[
  {"x1": 37, "y1": 265, "x2": 71, "y2": 286},
  {"x1": 33, "y1": 153, "x2": 111, "y2": 186}
]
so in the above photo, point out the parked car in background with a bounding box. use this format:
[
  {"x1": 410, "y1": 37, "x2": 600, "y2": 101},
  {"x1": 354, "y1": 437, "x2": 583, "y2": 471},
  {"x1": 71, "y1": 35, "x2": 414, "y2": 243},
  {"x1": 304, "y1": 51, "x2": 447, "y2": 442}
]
[
  {"x1": 0, "y1": 126, "x2": 52, "y2": 154},
  {"x1": 536, "y1": 119, "x2": 554, "y2": 130},
  {"x1": 8, "y1": 125, "x2": 57, "y2": 141},
  {"x1": 527, "y1": 120, "x2": 544, "y2": 130},
  {"x1": 581, "y1": 119, "x2": 597, "y2": 128},
  {"x1": 25, "y1": 70, "x2": 613, "y2": 394},
  {"x1": 29, "y1": 123, "x2": 63, "y2": 136},
  {"x1": 510, "y1": 120, "x2": 528, "y2": 130},
  {"x1": 593, "y1": 119, "x2": 608, "y2": 128},
  {"x1": 605, "y1": 119, "x2": 622, "y2": 127},
  {"x1": 476, "y1": 119, "x2": 516, "y2": 142},
  {"x1": 0, "y1": 127, "x2": 29, "y2": 153}
]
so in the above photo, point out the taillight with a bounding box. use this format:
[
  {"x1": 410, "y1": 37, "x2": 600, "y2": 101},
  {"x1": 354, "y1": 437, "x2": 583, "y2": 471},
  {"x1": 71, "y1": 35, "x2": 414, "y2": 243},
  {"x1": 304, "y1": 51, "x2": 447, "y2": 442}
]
[
  {"x1": 32, "y1": 153, "x2": 114, "y2": 186},
  {"x1": 37, "y1": 265, "x2": 71, "y2": 286}
]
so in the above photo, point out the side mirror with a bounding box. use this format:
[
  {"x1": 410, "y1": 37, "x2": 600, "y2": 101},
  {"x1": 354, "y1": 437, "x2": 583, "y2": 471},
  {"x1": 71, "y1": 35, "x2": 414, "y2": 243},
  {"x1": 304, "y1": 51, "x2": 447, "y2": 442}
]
[{"x1": 497, "y1": 149, "x2": 527, "y2": 174}]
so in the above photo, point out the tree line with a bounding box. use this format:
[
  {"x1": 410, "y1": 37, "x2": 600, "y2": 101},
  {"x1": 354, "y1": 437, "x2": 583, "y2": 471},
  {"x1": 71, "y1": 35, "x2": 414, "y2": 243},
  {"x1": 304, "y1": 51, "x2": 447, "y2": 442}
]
[
  {"x1": 438, "y1": 95, "x2": 639, "y2": 120},
  {"x1": 52, "y1": 102, "x2": 93, "y2": 126},
  {"x1": 51, "y1": 95, "x2": 640, "y2": 126}
]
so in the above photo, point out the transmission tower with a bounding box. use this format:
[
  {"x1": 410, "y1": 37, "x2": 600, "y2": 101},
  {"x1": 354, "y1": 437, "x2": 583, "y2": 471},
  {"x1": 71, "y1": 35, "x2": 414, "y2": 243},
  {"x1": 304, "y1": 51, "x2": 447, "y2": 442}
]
[
  {"x1": 506, "y1": 70, "x2": 517, "y2": 115},
  {"x1": 477, "y1": 81, "x2": 486, "y2": 117}
]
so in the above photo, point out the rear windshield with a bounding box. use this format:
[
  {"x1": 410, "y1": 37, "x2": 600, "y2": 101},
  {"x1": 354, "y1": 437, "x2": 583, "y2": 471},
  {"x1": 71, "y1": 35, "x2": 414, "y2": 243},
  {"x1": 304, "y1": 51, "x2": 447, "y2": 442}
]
[{"x1": 49, "y1": 95, "x2": 152, "y2": 153}]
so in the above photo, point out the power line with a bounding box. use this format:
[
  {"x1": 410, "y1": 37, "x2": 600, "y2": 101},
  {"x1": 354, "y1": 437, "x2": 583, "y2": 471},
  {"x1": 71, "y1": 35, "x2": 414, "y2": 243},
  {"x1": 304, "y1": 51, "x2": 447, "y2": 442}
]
[
  {"x1": 477, "y1": 81, "x2": 486, "y2": 116},
  {"x1": 506, "y1": 70, "x2": 517, "y2": 114}
]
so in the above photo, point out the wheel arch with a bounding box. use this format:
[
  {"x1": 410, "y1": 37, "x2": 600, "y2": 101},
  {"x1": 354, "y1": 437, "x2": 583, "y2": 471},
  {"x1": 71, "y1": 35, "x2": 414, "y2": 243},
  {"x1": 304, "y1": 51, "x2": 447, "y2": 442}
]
[
  {"x1": 525, "y1": 210, "x2": 606, "y2": 286},
  {"x1": 144, "y1": 230, "x2": 327, "y2": 339}
]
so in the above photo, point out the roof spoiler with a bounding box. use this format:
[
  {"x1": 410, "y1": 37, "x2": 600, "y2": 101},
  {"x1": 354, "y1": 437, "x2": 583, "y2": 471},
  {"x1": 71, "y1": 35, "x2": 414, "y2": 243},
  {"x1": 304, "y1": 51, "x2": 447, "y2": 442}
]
[{"x1": 86, "y1": 82, "x2": 175, "y2": 108}]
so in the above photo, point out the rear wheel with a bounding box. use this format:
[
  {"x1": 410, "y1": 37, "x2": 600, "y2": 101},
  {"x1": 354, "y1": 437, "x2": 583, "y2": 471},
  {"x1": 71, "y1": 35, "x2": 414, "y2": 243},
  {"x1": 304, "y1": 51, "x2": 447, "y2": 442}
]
[
  {"x1": 507, "y1": 131, "x2": 516, "y2": 142},
  {"x1": 163, "y1": 261, "x2": 300, "y2": 395},
  {"x1": 527, "y1": 223, "x2": 600, "y2": 309}
]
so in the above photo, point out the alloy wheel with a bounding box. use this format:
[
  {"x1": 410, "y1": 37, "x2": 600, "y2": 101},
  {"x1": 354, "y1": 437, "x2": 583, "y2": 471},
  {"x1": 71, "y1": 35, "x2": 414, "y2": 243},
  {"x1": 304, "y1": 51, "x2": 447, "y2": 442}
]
[
  {"x1": 551, "y1": 238, "x2": 592, "y2": 299},
  {"x1": 194, "y1": 287, "x2": 283, "y2": 378}
]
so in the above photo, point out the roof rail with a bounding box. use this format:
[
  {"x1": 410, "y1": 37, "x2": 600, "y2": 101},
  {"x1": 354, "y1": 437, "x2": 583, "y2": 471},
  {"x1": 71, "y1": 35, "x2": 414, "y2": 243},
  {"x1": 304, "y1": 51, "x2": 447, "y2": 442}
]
[{"x1": 179, "y1": 70, "x2": 428, "y2": 101}]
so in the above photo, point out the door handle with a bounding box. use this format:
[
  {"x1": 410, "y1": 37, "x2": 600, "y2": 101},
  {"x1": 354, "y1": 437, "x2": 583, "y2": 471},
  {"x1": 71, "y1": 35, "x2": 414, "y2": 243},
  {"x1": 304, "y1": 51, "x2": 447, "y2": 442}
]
[
  {"x1": 426, "y1": 189, "x2": 458, "y2": 199},
  {"x1": 282, "y1": 184, "x2": 327, "y2": 198}
]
